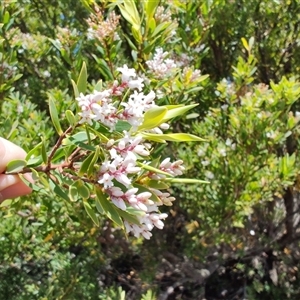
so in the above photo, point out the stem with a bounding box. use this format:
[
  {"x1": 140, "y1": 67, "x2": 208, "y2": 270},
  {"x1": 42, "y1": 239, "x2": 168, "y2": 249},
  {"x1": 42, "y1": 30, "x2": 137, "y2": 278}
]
[
  {"x1": 8, "y1": 161, "x2": 72, "y2": 175},
  {"x1": 47, "y1": 126, "x2": 74, "y2": 168}
]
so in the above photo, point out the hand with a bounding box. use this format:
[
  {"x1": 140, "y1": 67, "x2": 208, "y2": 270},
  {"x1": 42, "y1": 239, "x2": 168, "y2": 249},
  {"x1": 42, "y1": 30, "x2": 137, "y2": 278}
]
[{"x1": 0, "y1": 138, "x2": 32, "y2": 202}]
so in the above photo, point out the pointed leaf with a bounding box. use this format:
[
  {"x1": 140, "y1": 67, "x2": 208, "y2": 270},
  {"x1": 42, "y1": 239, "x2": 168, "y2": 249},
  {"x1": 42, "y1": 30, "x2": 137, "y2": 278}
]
[
  {"x1": 71, "y1": 79, "x2": 79, "y2": 98},
  {"x1": 141, "y1": 132, "x2": 206, "y2": 142},
  {"x1": 147, "y1": 180, "x2": 170, "y2": 190},
  {"x1": 49, "y1": 179, "x2": 69, "y2": 201},
  {"x1": 144, "y1": 0, "x2": 159, "y2": 19},
  {"x1": 164, "y1": 178, "x2": 209, "y2": 184},
  {"x1": 65, "y1": 110, "x2": 76, "y2": 126},
  {"x1": 138, "y1": 106, "x2": 167, "y2": 130},
  {"x1": 83, "y1": 200, "x2": 99, "y2": 226},
  {"x1": 117, "y1": 208, "x2": 141, "y2": 225},
  {"x1": 77, "y1": 62, "x2": 87, "y2": 94},
  {"x1": 95, "y1": 187, "x2": 123, "y2": 227},
  {"x1": 87, "y1": 146, "x2": 100, "y2": 177},
  {"x1": 48, "y1": 95, "x2": 63, "y2": 135},
  {"x1": 132, "y1": 183, "x2": 161, "y2": 203},
  {"x1": 138, "y1": 162, "x2": 173, "y2": 177},
  {"x1": 41, "y1": 139, "x2": 47, "y2": 164},
  {"x1": 162, "y1": 104, "x2": 198, "y2": 122}
]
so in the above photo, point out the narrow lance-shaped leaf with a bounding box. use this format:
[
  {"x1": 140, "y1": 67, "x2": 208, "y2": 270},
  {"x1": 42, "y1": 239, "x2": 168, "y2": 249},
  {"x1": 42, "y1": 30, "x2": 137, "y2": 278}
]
[
  {"x1": 117, "y1": 208, "x2": 141, "y2": 225},
  {"x1": 78, "y1": 152, "x2": 94, "y2": 176},
  {"x1": 71, "y1": 79, "x2": 79, "y2": 98},
  {"x1": 49, "y1": 179, "x2": 69, "y2": 202},
  {"x1": 19, "y1": 171, "x2": 49, "y2": 195},
  {"x1": 138, "y1": 106, "x2": 167, "y2": 130},
  {"x1": 163, "y1": 178, "x2": 210, "y2": 184},
  {"x1": 87, "y1": 146, "x2": 100, "y2": 178},
  {"x1": 48, "y1": 95, "x2": 63, "y2": 135},
  {"x1": 162, "y1": 104, "x2": 199, "y2": 122},
  {"x1": 41, "y1": 138, "x2": 47, "y2": 164},
  {"x1": 144, "y1": 0, "x2": 160, "y2": 19},
  {"x1": 141, "y1": 132, "x2": 206, "y2": 142},
  {"x1": 95, "y1": 187, "x2": 124, "y2": 228},
  {"x1": 77, "y1": 62, "x2": 87, "y2": 94},
  {"x1": 83, "y1": 200, "x2": 99, "y2": 226},
  {"x1": 65, "y1": 110, "x2": 76, "y2": 127},
  {"x1": 137, "y1": 162, "x2": 173, "y2": 177}
]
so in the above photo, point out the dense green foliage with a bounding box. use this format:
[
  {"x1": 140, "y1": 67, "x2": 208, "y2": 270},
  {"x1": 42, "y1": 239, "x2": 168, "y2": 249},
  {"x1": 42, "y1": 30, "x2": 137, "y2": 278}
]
[{"x1": 1, "y1": 0, "x2": 300, "y2": 299}]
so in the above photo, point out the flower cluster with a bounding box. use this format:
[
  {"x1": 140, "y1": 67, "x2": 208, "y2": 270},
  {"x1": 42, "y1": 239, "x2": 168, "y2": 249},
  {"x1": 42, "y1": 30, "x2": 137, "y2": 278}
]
[
  {"x1": 146, "y1": 48, "x2": 177, "y2": 79},
  {"x1": 76, "y1": 65, "x2": 185, "y2": 239},
  {"x1": 154, "y1": 6, "x2": 173, "y2": 23},
  {"x1": 76, "y1": 65, "x2": 153, "y2": 130},
  {"x1": 56, "y1": 26, "x2": 79, "y2": 49},
  {"x1": 86, "y1": 7, "x2": 120, "y2": 42}
]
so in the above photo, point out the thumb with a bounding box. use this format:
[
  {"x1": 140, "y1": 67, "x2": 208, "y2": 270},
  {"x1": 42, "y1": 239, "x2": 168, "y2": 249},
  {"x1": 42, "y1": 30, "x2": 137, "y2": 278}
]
[
  {"x1": 0, "y1": 138, "x2": 32, "y2": 202},
  {"x1": 0, "y1": 137, "x2": 27, "y2": 173}
]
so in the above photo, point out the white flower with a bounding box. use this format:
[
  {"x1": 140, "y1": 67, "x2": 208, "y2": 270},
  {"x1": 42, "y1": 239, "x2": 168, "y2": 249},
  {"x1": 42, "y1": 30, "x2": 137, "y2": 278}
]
[
  {"x1": 98, "y1": 173, "x2": 114, "y2": 189},
  {"x1": 205, "y1": 171, "x2": 214, "y2": 180},
  {"x1": 128, "y1": 77, "x2": 144, "y2": 91},
  {"x1": 197, "y1": 148, "x2": 206, "y2": 156},
  {"x1": 219, "y1": 148, "x2": 226, "y2": 157},
  {"x1": 117, "y1": 64, "x2": 137, "y2": 82},
  {"x1": 201, "y1": 160, "x2": 210, "y2": 166},
  {"x1": 146, "y1": 47, "x2": 177, "y2": 78}
]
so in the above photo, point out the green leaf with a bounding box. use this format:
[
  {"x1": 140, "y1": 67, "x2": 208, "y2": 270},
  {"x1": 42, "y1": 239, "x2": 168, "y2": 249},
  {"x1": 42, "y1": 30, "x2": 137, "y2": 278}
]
[
  {"x1": 3, "y1": 11, "x2": 10, "y2": 25},
  {"x1": 123, "y1": 34, "x2": 138, "y2": 51},
  {"x1": 19, "y1": 171, "x2": 49, "y2": 195},
  {"x1": 77, "y1": 182, "x2": 90, "y2": 199},
  {"x1": 95, "y1": 187, "x2": 123, "y2": 228},
  {"x1": 87, "y1": 146, "x2": 100, "y2": 178},
  {"x1": 141, "y1": 132, "x2": 206, "y2": 142},
  {"x1": 77, "y1": 62, "x2": 87, "y2": 94},
  {"x1": 25, "y1": 141, "x2": 43, "y2": 161},
  {"x1": 48, "y1": 94, "x2": 63, "y2": 135},
  {"x1": 117, "y1": 208, "x2": 141, "y2": 225},
  {"x1": 147, "y1": 180, "x2": 170, "y2": 189},
  {"x1": 163, "y1": 178, "x2": 209, "y2": 184},
  {"x1": 241, "y1": 37, "x2": 249, "y2": 52},
  {"x1": 138, "y1": 106, "x2": 168, "y2": 130},
  {"x1": 144, "y1": 0, "x2": 159, "y2": 19},
  {"x1": 138, "y1": 162, "x2": 173, "y2": 177},
  {"x1": 5, "y1": 159, "x2": 27, "y2": 173},
  {"x1": 65, "y1": 110, "x2": 76, "y2": 126},
  {"x1": 115, "y1": 120, "x2": 132, "y2": 132},
  {"x1": 132, "y1": 183, "x2": 161, "y2": 203},
  {"x1": 49, "y1": 179, "x2": 69, "y2": 202},
  {"x1": 51, "y1": 147, "x2": 66, "y2": 163},
  {"x1": 162, "y1": 104, "x2": 198, "y2": 122},
  {"x1": 78, "y1": 152, "x2": 94, "y2": 176},
  {"x1": 63, "y1": 131, "x2": 96, "y2": 151},
  {"x1": 118, "y1": 0, "x2": 140, "y2": 28},
  {"x1": 41, "y1": 139, "x2": 47, "y2": 164},
  {"x1": 69, "y1": 183, "x2": 80, "y2": 202},
  {"x1": 71, "y1": 79, "x2": 79, "y2": 98},
  {"x1": 83, "y1": 200, "x2": 99, "y2": 226},
  {"x1": 26, "y1": 156, "x2": 43, "y2": 167}
]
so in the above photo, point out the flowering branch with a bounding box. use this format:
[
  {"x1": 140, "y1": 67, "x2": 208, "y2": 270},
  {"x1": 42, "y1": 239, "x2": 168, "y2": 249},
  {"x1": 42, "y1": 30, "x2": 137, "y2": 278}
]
[{"x1": 6, "y1": 63, "x2": 206, "y2": 240}]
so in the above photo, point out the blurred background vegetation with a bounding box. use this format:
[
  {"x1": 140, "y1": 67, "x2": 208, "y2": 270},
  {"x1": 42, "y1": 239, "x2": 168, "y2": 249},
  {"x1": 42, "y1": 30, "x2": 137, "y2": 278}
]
[{"x1": 1, "y1": 0, "x2": 300, "y2": 299}]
